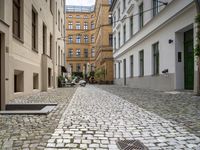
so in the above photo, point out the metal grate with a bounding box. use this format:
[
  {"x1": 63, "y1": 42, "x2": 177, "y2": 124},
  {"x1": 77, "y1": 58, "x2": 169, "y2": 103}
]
[{"x1": 117, "y1": 140, "x2": 148, "y2": 150}]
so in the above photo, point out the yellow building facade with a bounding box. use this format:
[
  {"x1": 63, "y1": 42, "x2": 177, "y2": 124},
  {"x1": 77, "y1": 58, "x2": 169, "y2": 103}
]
[{"x1": 65, "y1": 0, "x2": 113, "y2": 83}]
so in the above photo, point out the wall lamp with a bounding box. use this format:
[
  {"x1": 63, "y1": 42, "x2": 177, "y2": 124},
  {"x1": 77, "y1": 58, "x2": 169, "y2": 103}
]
[{"x1": 168, "y1": 39, "x2": 173, "y2": 44}]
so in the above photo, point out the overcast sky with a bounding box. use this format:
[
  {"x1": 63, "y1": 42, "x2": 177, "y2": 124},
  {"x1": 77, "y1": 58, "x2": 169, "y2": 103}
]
[{"x1": 66, "y1": 0, "x2": 95, "y2": 6}]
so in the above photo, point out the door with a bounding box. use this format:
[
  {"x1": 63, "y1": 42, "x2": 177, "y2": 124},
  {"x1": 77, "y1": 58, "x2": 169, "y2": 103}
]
[
  {"x1": 123, "y1": 59, "x2": 126, "y2": 85},
  {"x1": 184, "y1": 29, "x2": 194, "y2": 90}
]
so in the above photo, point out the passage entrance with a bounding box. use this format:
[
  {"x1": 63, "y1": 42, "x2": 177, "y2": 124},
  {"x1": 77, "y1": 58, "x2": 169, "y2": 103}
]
[{"x1": 184, "y1": 29, "x2": 194, "y2": 90}]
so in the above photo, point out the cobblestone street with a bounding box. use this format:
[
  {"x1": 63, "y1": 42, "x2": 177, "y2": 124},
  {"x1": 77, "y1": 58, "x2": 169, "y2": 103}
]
[
  {"x1": 45, "y1": 85, "x2": 200, "y2": 150},
  {"x1": 0, "y1": 88, "x2": 76, "y2": 150},
  {"x1": 96, "y1": 85, "x2": 200, "y2": 138}
]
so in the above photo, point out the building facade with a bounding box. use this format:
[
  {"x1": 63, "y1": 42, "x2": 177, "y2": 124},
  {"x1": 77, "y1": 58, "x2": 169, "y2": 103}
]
[
  {"x1": 110, "y1": 0, "x2": 198, "y2": 92},
  {"x1": 0, "y1": 0, "x2": 65, "y2": 110},
  {"x1": 65, "y1": 0, "x2": 113, "y2": 83},
  {"x1": 65, "y1": 5, "x2": 96, "y2": 78}
]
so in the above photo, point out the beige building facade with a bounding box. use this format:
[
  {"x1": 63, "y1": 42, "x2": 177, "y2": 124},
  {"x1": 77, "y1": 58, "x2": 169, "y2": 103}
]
[
  {"x1": 0, "y1": 0, "x2": 65, "y2": 110},
  {"x1": 65, "y1": 0, "x2": 113, "y2": 83}
]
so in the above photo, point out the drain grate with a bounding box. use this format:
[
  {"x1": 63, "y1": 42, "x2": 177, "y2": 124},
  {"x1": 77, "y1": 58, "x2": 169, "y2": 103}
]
[{"x1": 117, "y1": 140, "x2": 148, "y2": 150}]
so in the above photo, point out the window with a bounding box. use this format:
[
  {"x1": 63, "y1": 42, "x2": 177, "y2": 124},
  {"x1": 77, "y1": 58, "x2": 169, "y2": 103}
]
[
  {"x1": 91, "y1": 35, "x2": 95, "y2": 43},
  {"x1": 56, "y1": 2, "x2": 57, "y2": 24},
  {"x1": 76, "y1": 22, "x2": 81, "y2": 29},
  {"x1": 76, "y1": 49, "x2": 81, "y2": 57},
  {"x1": 91, "y1": 21, "x2": 95, "y2": 29},
  {"x1": 76, "y1": 35, "x2": 81, "y2": 43},
  {"x1": 84, "y1": 49, "x2": 88, "y2": 58},
  {"x1": 68, "y1": 49, "x2": 73, "y2": 57},
  {"x1": 130, "y1": 15, "x2": 133, "y2": 36},
  {"x1": 118, "y1": 32, "x2": 120, "y2": 48},
  {"x1": 109, "y1": 0, "x2": 112, "y2": 5},
  {"x1": 152, "y1": 42, "x2": 159, "y2": 75},
  {"x1": 84, "y1": 22, "x2": 88, "y2": 30},
  {"x1": 84, "y1": 35, "x2": 88, "y2": 43},
  {"x1": 33, "y1": 73, "x2": 39, "y2": 89},
  {"x1": 76, "y1": 64, "x2": 81, "y2": 72},
  {"x1": 84, "y1": 15, "x2": 88, "y2": 19},
  {"x1": 14, "y1": 70, "x2": 24, "y2": 93},
  {"x1": 130, "y1": 55, "x2": 134, "y2": 77},
  {"x1": 118, "y1": 7, "x2": 120, "y2": 20},
  {"x1": 114, "y1": 36, "x2": 116, "y2": 50},
  {"x1": 113, "y1": 14, "x2": 116, "y2": 27},
  {"x1": 153, "y1": 0, "x2": 159, "y2": 16},
  {"x1": 58, "y1": 46, "x2": 60, "y2": 65},
  {"x1": 43, "y1": 23, "x2": 47, "y2": 54},
  {"x1": 70, "y1": 64, "x2": 73, "y2": 72},
  {"x1": 68, "y1": 35, "x2": 73, "y2": 43},
  {"x1": 109, "y1": 34, "x2": 113, "y2": 46},
  {"x1": 118, "y1": 62, "x2": 121, "y2": 79},
  {"x1": 68, "y1": 22, "x2": 73, "y2": 29},
  {"x1": 48, "y1": 68, "x2": 52, "y2": 87},
  {"x1": 114, "y1": 64, "x2": 116, "y2": 79},
  {"x1": 139, "y1": 50, "x2": 144, "y2": 76},
  {"x1": 58, "y1": 10, "x2": 60, "y2": 31},
  {"x1": 50, "y1": 34, "x2": 52, "y2": 58},
  {"x1": 13, "y1": 0, "x2": 21, "y2": 38},
  {"x1": 139, "y1": 3, "x2": 144, "y2": 29},
  {"x1": 56, "y1": 42, "x2": 57, "y2": 65},
  {"x1": 32, "y1": 7, "x2": 38, "y2": 51},
  {"x1": 69, "y1": 15, "x2": 72, "y2": 18},
  {"x1": 123, "y1": 0, "x2": 126, "y2": 11},
  {"x1": 76, "y1": 15, "x2": 80, "y2": 19},
  {"x1": 50, "y1": 0, "x2": 53, "y2": 13},
  {"x1": 123, "y1": 24, "x2": 126, "y2": 43},
  {"x1": 61, "y1": 19, "x2": 63, "y2": 35},
  {"x1": 91, "y1": 48, "x2": 95, "y2": 57}
]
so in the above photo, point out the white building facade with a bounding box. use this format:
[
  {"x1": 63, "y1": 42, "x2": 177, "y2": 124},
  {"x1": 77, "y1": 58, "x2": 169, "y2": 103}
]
[
  {"x1": 0, "y1": 0, "x2": 65, "y2": 110},
  {"x1": 110, "y1": 0, "x2": 198, "y2": 92}
]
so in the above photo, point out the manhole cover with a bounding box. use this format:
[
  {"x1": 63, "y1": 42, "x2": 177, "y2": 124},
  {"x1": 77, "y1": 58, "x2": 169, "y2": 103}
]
[{"x1": 117, "y1": 140, "x2": 148, "y2": 150}]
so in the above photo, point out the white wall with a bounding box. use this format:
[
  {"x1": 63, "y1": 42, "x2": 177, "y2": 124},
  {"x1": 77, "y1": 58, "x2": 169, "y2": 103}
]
[{"x1": 112, "y1": 0, "x2": 196, "y2": 90}]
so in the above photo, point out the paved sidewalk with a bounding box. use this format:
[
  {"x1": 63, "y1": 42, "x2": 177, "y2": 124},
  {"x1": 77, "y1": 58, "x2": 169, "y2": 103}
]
[
  {"x1": 0, "y1": 88, "x2": 76, "y2": 150},
  {"x1": 45, "y1": 86, "x2": 200, "y2": 150}
]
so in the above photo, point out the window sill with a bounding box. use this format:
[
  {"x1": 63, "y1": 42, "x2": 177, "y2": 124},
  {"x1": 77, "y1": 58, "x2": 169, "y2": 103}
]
[{"x1": 13, "y1": 35, "x2": 24, "y2": 44}]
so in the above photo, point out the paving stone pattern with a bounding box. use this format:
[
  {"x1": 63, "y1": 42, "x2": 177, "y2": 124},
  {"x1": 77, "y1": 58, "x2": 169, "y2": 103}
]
[
  {"x1": 45, "y1": 86, "x2": 200, "y2": 150},
  {"x1": 95, "y1": 85, "x2": 200, "y2": 138},
  {"x1": 0, "y1": 88, "x2": 76, "y2": 150}
]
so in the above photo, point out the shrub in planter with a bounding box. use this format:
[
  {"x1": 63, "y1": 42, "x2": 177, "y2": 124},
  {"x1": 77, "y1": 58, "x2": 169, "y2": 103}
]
[{"x1": 58, "y1": 76, "x2": 65, "y2": 87}]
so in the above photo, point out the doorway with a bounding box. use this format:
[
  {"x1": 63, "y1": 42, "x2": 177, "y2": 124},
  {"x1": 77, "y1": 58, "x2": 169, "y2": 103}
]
[
  {"x1": 123, "y1": 59, "x2": 126, "y2": 86},
  {"x1": 184, "y1": 29, "x2": 194, "y2": 90}
]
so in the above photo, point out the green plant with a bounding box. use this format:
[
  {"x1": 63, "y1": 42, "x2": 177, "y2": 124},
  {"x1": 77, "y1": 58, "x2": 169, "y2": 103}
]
[
  {"x1": 58, "y1": 76, "x2": 65, "y2": 87},
  {"x1": 194, "y1": 14, "x2": 200, "y2": 57},
  {"x1": 94, "y1": 68, "x2": 105, "y2": 81}
]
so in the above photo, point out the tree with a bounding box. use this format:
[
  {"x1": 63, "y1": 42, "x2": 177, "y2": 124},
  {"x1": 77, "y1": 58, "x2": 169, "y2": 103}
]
[{"x1": 194, "y1": 0, "x2": 200, "y2": 95}]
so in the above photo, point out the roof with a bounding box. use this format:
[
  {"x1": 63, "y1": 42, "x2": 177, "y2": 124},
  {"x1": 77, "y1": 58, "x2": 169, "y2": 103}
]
[{"x1": 65, "y1": 5, "x2": 95, "y2": 13}]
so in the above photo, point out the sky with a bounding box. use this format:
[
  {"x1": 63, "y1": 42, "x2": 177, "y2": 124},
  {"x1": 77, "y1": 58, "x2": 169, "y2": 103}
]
[{"x1": 66, "y1": 0, "x2": 95, "y2": 6}]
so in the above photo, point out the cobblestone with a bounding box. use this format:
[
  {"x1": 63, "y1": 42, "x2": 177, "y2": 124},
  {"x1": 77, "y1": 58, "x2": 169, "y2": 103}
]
[
  {"x1": 46, "y1": 85, "x2": 200, "y2": 149},
  {"x1": 96, "y1": 84, "x2": 200, "y2": 138},
  {"x1": 0, "y1": 88, "x2": 76, "y2": 149}
]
